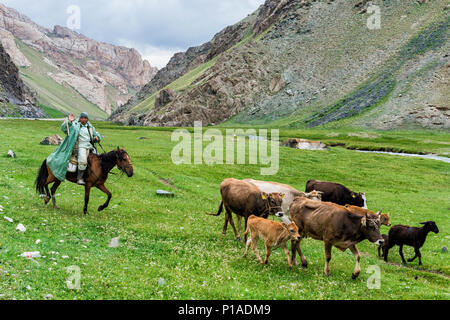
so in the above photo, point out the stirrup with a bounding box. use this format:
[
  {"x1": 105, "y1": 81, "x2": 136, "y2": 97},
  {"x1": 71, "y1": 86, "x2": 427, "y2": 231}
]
[{"x1": 77, "y1": 179, "x2": 86, "y2": 185}]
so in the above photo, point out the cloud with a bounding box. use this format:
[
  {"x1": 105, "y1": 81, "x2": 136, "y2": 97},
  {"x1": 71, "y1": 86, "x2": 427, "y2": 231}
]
[{"x1": 1, "y1": 0, "x2": 265, "y2": 68}]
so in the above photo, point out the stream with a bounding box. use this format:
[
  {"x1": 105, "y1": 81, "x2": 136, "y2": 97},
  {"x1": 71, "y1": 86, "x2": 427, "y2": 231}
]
[{"x1": 356, "y1": 150, "x2": 450, "y2": 163}]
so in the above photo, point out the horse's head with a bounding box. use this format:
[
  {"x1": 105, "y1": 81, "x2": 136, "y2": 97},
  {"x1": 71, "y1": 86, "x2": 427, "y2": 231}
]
[{"x1": 116, "y1": 147, "x2": 134, "y2": 177}]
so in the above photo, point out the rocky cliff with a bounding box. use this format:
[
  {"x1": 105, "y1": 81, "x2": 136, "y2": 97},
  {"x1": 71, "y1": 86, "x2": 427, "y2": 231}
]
[
  {"x1": 110, "y1": 0, "x2": 449, "y2": 130},
  {"x1": 0, "y1": 43, "x2": 46, "y2": 118},
  {"x1": 0, "y1": 3, "x2": 157, "y2": 116}
]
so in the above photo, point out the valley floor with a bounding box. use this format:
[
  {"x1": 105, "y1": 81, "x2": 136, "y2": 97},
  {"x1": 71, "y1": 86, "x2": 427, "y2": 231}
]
[{"x1": 0, "y1": 120, "x2": 448, "y2": 299}]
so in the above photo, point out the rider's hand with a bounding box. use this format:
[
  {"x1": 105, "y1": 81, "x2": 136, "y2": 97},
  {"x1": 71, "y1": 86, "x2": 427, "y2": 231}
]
[
  {"x1": 94, "y1": 137, "x2": 99, "y2": 142},
  {"x1": 68, "y1": 114, "x2": 75, "y2": 122}
]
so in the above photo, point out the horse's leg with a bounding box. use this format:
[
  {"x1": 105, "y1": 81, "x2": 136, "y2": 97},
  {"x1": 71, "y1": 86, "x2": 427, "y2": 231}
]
[
  {"x1": 50, "y1": 180, "x2": 61, "y2": 209},
  {"x1": 96, "y1": 184, "x2": 112, "y2": 212},
  {"x1": 44, "y1": 185, "x2": 51, "y2": 205},
  {"x1": 44, "y1": 167, "x2": 56, "y2": 205},
  {"x1": 84, "y1": 184, "x2": 91, "y2": 215}
]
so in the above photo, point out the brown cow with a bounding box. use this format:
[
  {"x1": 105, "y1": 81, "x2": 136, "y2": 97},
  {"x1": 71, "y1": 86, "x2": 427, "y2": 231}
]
[
  {"x1": 243, "y1": 215, "x2": 301, "y2": 268},
  {"x1": 209, "y1": 178, "x2": 284, "y2": 241},
  {"x1": 344, "y1": 205, "x2": 391, "y2": 226},
  {"x1": 290, "y1": 197, "x2": 384, "y2": 279},
  {"x1": 306, "y1": 179, "x2": 367, "y2": 208}
]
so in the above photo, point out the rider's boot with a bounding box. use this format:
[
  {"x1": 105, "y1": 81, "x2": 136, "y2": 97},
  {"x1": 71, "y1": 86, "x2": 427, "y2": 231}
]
[{"x1": 77, "y1": 169, "x2": 86, "y2": 185}]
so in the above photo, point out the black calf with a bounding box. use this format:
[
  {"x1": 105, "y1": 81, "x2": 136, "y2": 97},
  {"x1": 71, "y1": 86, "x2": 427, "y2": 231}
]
[{"x1": 383, "y1": 221, "x2": 439, "y2": 265}]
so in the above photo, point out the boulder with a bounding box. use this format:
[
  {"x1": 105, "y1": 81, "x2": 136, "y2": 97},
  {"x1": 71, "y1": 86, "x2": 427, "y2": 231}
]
[
  {"x1": 40, "y1": 134, "x2": 63, "y2": 145},
  {"x1": 280, "y1": 138, "x2": 329, "y2": 151},
  {"x1": 154, "y1": 89, "x2": 177, "y2": 109}
]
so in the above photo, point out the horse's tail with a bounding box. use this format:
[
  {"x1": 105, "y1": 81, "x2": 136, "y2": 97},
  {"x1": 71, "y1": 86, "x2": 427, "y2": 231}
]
[
  {"x1": 35, "y1": 160, "x2": 48, "y2": 195},
  {"x1": 206, "y1": 201, "x2": 224, "y2": 216}
]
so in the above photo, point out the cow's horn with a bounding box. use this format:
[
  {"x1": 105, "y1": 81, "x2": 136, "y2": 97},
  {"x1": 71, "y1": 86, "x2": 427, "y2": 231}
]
[{"x1": 376, "y1": 209, "x2": 383, "y2": 215}]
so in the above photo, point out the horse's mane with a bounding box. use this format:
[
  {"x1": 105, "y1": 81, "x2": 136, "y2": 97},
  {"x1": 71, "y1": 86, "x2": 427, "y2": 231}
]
[{"x1": 98, "y1": 150, "x2": 118, "y2": 173}]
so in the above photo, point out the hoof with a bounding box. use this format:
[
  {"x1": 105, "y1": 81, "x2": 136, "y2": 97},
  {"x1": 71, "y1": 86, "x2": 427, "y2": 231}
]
[
  {"x1": 302, "y1": 262, "x2": 308, "y2": 268},
  {"x1": 352, "y1": 273, "x2": 359, "y2": 280},
  {"x1": 98, "y1": 206, "x2": 104, "y2": 212},
  {"x1": 53, "y1": 206, "x2": 60, "y2": 210},
  {"x1": 44, "y1": 197, "x2": 50, "y2": 205}
]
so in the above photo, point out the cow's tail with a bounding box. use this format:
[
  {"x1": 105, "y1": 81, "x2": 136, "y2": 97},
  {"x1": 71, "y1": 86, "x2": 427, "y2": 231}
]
[
  {"x1": 206, "y1": 201, "x2": 224, "y2": 216},
  {"x1": 35, "y1": 160, "x2": 48, "y2": 195}
]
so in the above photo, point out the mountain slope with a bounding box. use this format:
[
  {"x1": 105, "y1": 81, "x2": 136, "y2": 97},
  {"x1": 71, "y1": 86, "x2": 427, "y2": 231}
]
[
  {"x1": 0, "y1": 43, "x2": 46, "y2": 118},
  {"x1": 110, "y1": 0, "x2": 449, "y2": 129},
  {"x1": 0, "y1": 3, "x2": 157, "y2": 119}
]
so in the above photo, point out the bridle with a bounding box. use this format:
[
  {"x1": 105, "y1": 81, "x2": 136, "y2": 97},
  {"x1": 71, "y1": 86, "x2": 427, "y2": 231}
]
[
  {"x1": 117, "y1": 150, "x2": 133, "y2": 173},
  {"x1": 263, "y1": 199, "x2": 282, "y2": 217}
]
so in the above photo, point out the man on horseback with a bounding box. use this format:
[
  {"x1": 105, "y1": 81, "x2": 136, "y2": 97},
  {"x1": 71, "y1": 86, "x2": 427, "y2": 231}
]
[{"x1": 47, "y1": 112, "x2": 101, "y2": 185}]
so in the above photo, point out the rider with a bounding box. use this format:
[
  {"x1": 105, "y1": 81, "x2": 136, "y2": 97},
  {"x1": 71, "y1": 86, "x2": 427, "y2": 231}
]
[{"x1": 64, "y1": 112, "x2": 101, "y2": 185}]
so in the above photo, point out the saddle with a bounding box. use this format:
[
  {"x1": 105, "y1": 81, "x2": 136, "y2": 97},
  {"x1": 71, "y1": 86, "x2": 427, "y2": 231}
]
[{"x1": 67, "y1": 141, "x2": 97, "y2": 172}]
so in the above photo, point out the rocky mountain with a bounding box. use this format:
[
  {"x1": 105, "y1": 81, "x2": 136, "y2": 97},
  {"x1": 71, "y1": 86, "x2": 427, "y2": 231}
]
[
  {"x1": 110, "y1": 0, "x2": 449, "y2": 130},
  {"x1": 0, "y1": 43, "x2": 46, "y2": 117},
  {"x1": 0, "y1": 3, "x2": 157, "y2": 118}
]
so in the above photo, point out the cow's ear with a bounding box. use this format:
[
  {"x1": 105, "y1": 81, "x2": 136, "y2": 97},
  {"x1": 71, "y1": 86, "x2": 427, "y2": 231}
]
[
  {"x1": 361, "y1": 215, "x2": 367, "y2": 226},
  {"x1": 281, "y1": 222, "x2": 288, "y2": 229},
  {"x1": 376, "y1": 209, "x2": 383, "y2": 216},
  {"x1": 261, "y1": 193, "x2": 267, "y2": 200}
]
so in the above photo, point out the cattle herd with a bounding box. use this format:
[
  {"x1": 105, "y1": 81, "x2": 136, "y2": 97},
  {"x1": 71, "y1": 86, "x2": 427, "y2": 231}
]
[{"x1": 210, "y1": 178, "x2": 439, "y2": 279}]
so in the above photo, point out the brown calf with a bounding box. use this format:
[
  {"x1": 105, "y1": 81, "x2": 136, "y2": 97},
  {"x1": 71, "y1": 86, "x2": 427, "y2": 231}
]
[{"x1": 243, "y1": 215, "x2": 301, "y2": 268}]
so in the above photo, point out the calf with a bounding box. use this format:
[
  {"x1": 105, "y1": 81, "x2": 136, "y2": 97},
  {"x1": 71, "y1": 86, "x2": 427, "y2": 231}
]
[
  {"x1": 377, "y1": 234, "x2": 389, "y2": 258},
  {"x1": 306, "y1": 179, "x2": 367, "y2": 208},
  {"x1": 209, "y1": 178, "x2": 284, "y2": 242},
  {"x1": 243, "y1": 215, "x2": 301, "y2": 268},
  {"x1": 383, "y1": 221, "x2": 439, "y2": 265},
  {"x1": 290, "y1": 197, "x2": 384, "y2": 279},
  {"x1": 345, "y1": 205, "x2": 391, "y2": 226}
]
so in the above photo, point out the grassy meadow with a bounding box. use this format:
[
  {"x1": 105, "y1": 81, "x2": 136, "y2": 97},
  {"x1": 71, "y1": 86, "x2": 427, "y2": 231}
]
[{"x1": 0, "y1": 119, "x2": 449, "y2": 300}]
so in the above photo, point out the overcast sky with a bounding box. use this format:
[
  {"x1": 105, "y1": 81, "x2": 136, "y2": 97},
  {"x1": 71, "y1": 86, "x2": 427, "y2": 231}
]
[{"x1": 1, "y1": 0, "x2": 265, "y2": 68}]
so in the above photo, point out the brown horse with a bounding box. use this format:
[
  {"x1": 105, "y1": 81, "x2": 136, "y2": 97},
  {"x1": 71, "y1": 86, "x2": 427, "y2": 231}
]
[{"x1": 35, "y1": 147, "x2": 133, "y2": 214}]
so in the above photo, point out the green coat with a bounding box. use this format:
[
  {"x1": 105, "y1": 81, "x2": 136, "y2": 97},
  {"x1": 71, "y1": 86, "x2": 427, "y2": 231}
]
[{"x1": 47, "y1": 119, "x2": 101, "y2": 182}]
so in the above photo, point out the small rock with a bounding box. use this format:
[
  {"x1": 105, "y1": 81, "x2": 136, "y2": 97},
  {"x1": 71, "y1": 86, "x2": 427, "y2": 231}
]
[
  {"x1": 157, "y1": 278, "x2": 165, "y2": 286},
  {"x1": 285, "y1": 89, "x2": 294, "y2": 96},
  {"x1": 16, "y1": 224, "x2": 26, "y2": 232},
  {"x1": 7, "y1": 150, "x2": 16, "y2": 158},
  {"x1": 442, "y1": 246, "x2": 448, "y2": 253},
  {"x1": 40, "y1": 135, "x2": 63, "y2": 145},
  {"x1": 62, "y1": 255, "x2": 69, "y2": 259},
  {"x1": 44, "y1": 294, "x2": 54, "y2": 300},
  {"x1": 108, "y1": 237, "x2": 120, "y2": 248},
  {"x1": 156, "y1": 190, "x2": 174, "y2": 197},
  {"x1": 4, "y1": 216, "x2": 13, "y2": 223},
  {"x1": 26, "y1": 285, "x2": 32, "y2": 291},
  {"x1": 35, "y1": 239, "x2": 41, "y2": 245}
]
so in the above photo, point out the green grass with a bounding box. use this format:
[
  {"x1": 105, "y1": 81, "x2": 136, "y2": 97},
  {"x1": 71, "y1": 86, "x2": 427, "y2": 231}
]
[
  {"x1": 0, "y1": 120, "x2": 449, "y2": 300},
  {"x1": 38, "y1": 103, "x2": 67, "y2": 119}
]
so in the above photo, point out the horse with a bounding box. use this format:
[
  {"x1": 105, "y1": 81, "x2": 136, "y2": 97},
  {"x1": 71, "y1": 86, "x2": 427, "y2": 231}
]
[{"x1": 35, "y1": 147, "x2": 133, "y2": 214}]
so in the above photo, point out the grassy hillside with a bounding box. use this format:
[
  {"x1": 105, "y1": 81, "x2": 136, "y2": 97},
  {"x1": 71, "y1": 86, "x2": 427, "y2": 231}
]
[
  {"x1": 0, "y1": 120, "x2": 448, "y2": 299},
  {"x1": 114, "y1": 0, "x2": 448, "y2": 130},
  {"x1": 16, "y1": 39, "x2": 108, "y2": 120}
]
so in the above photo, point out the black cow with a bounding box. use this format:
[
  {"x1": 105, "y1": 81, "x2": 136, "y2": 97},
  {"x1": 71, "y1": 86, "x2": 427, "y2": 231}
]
[{"x1": 305, "y1": 180, "x2": 367, "y2": 208}]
